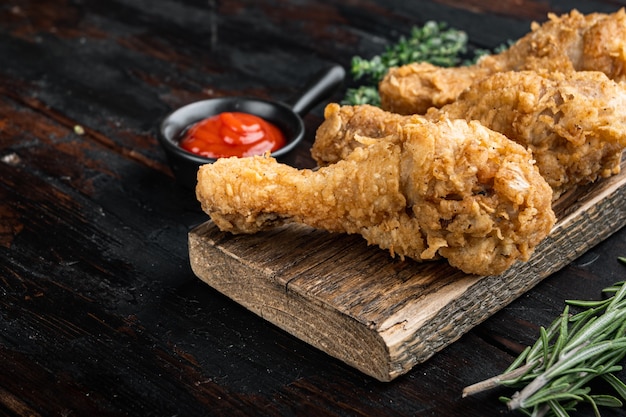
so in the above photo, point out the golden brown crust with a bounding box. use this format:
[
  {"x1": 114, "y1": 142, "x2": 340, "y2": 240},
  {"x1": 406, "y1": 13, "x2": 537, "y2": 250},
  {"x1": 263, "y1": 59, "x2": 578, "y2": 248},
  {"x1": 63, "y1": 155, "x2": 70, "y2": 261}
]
[
  {"x1": 379, "y1": 63, "x2": 492, "y2": 115},
  {"x1": 311, "y1": 103, "x2": 409, "y2": 165}
]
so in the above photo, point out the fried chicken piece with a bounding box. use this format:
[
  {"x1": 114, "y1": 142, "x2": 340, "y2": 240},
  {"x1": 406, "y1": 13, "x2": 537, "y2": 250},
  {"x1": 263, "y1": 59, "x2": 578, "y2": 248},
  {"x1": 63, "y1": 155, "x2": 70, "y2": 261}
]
[
  {"x1": 426, "y1": 70, "x2": 626, "y2": 199},
  {"x1": 379, "y1": 9, "x2": 626, "y2": 114},
  {"x1": 197, "y1": 117, "x2": 555, "y2": 276}
]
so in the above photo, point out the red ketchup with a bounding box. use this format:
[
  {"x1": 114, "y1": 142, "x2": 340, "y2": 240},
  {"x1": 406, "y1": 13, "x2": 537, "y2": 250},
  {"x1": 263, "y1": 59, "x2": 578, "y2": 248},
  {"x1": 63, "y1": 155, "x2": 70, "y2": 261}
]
[{"x1": 179, "y1": 112, "x2": 286, "y2": 158}]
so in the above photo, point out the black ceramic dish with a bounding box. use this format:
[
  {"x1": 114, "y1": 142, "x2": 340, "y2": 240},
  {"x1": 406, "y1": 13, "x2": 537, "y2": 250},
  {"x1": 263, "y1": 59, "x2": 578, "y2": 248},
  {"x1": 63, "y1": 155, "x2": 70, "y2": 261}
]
[{"x1": 158, "y1": 64, "x2": 345, "y2": 188}]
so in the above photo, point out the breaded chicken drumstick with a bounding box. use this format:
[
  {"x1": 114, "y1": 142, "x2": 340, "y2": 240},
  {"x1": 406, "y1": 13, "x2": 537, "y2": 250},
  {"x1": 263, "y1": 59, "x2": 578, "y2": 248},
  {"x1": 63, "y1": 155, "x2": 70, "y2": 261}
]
[
  {"x1": 197, "y1": 117, "x2": 555, "y2": 276},
  {"x1": 379, "y1": 9, "x2": 626, "y2": 114}
]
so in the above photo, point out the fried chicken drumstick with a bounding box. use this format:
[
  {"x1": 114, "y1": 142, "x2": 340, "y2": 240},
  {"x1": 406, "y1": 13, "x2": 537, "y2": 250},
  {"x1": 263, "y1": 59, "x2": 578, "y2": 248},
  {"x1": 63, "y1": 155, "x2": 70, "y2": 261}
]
[
  {"x1": 379, "y1": 9, "x2": 626, "y2": 115},
  {"x1": 197, "y1": 117, "x2": 555, "y2": 276}
]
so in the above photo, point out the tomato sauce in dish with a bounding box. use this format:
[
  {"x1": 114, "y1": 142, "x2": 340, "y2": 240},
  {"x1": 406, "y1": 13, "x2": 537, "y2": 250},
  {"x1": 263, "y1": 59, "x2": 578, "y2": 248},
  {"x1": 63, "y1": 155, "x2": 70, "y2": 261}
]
[{"x1": 179, "y1": 112, "x2": 287, "y2": 158}]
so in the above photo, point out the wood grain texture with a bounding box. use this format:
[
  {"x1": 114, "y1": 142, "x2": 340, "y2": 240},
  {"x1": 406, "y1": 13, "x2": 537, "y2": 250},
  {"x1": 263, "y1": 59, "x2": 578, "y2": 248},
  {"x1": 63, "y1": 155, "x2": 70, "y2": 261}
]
[{"x1": 189, "y1": 159, "x2": 626, "y2": 381}]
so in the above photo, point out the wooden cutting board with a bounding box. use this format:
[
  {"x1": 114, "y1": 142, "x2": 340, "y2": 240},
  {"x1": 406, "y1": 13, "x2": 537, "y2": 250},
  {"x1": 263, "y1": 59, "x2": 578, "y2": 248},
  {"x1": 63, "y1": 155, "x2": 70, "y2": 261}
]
[{"x1": 188, "y1": 159, "x2": 626, "y2": 382}]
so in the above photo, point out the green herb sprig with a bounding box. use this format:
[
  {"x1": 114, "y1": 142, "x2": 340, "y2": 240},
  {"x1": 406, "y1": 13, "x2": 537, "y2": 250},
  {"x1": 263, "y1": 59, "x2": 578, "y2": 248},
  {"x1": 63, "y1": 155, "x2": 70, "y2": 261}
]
[
  {"x1": 343, "y1": 21, "x2": 470, "y2": 106},
  {"x1": 463, "y1": 271, "x2": 626, "y2": 417}
]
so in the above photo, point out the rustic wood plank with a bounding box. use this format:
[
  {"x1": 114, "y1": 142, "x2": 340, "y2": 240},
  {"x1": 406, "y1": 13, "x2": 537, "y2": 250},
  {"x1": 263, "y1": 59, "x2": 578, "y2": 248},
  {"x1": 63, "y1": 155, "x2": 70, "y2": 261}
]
[{"x1": 189, "y1": 158, "x2": 626, "y2": 382}]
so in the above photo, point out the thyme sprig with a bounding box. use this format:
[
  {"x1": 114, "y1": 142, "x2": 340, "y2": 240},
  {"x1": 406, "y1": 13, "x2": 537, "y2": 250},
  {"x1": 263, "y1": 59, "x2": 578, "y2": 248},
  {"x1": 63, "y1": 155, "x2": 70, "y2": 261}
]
[{"x1": 463, "y1": 273, "x2": 626, "y2": 417}]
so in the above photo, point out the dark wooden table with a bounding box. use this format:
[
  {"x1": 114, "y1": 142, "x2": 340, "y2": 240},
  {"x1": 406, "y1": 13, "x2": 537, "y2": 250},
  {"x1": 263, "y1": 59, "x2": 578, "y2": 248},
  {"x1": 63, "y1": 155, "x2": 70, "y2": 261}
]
[{"x1": 2, "y1": 1, "x2": 626, "y2": 416}]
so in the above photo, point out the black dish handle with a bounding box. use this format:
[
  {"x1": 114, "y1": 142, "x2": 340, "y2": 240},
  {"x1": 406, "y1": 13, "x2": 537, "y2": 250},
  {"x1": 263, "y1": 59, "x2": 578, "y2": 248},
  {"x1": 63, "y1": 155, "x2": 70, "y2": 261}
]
[{"x1": 287, "y1": 64, "x2": 346, "y2": 117}]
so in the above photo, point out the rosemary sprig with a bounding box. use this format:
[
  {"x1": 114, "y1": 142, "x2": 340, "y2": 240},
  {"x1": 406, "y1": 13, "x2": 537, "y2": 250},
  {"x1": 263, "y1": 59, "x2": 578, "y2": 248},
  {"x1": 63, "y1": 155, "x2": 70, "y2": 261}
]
[{"x1": 463, "y1": 273, "x2": 626, "y2": 417}]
